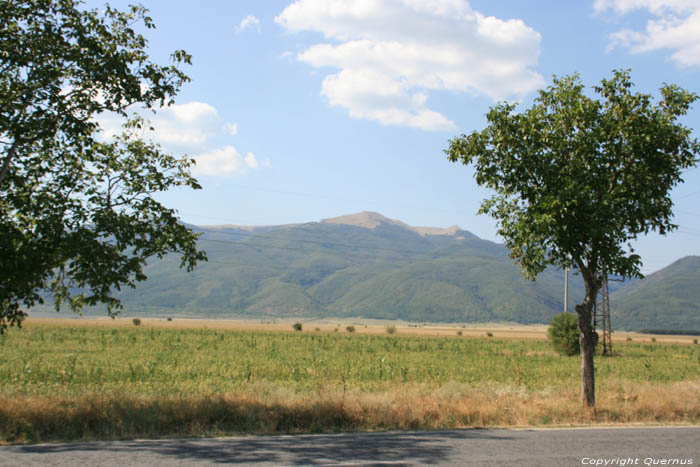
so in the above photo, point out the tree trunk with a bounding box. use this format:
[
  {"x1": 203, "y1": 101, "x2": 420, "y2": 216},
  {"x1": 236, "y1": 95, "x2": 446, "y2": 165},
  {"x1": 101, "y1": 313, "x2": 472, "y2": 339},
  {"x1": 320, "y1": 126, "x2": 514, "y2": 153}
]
[{"x1": 576, "y1": 281, "x2": 599, "y2": 408}]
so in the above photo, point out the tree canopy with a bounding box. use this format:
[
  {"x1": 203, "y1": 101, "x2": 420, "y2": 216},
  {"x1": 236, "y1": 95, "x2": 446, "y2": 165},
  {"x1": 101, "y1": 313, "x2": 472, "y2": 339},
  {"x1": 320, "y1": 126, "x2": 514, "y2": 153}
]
[
  {"x1": 447, "y1": 70, "x2": 698, "y2": 283},
  {"x1": 446, "y1": 69, "x2": 699, "y2": 406},
  {"x1": 0, "y1": 0, "x2": 206, "y2": 331}
]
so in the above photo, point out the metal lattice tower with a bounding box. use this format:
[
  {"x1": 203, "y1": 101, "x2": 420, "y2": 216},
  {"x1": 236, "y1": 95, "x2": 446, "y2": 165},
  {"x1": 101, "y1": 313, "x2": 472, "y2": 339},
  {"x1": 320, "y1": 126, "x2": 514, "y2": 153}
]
[{"x1": 596, "y1": 274, "x2": 613, "y2": 356}]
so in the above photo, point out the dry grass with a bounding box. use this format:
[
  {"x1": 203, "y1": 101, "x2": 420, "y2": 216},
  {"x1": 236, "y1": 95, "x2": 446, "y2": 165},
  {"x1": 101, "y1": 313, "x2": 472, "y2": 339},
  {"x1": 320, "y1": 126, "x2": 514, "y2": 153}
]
[
  {"x1": 24, "y1": 317, "x2": 699, "y2": 344},
  {"x1": 1, "y1": 380, "x2": 698, "y2": 444}
]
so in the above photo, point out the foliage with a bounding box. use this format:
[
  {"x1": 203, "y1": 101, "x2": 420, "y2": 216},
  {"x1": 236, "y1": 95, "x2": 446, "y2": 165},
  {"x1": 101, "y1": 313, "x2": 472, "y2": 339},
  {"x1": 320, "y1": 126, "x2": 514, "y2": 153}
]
[
  {"x1": 0, "y1": 0, "x2": 206, "y2": 330},
  {"x1": 345, "y1": 325, "x2": 356, "y2": 333},
  {"x1": 445, "y1": 69, "x2": 699, "y2": 406},
  {"x1": 548, "y1": 313, "x2": 580, "y2": 356},
  {"x1": 385, "y1": 325, "x2": 396, "y2": 334},
  {"x1": 132, "y1": 318, "x2": 141, "y2": 327},
  {"x1": 292, "y1": 322, "x2": 302, "y2": 332},
  {"x1": 446, "y1": 70, "x2": 698, "y2": 283}
]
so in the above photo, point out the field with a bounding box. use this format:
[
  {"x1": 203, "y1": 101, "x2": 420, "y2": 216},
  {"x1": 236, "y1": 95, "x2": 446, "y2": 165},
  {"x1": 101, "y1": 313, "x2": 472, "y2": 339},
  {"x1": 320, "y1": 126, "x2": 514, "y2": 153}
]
[{"x1": 0, "y1": 318, "x2": 698, "y2": 444}]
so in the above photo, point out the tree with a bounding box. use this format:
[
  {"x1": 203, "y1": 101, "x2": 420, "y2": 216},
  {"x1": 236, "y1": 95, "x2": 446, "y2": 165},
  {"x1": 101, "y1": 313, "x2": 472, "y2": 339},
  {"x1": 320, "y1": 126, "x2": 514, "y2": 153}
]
[
  {"x1": 445, "y1": 70, "x2": 699, "y2": 407},
  {"x1": 1, "y1": 0, "x2": 206, "y2": 331},
  {"x1": 548, "y1": 312, "x2": 582, "y2": 356}
]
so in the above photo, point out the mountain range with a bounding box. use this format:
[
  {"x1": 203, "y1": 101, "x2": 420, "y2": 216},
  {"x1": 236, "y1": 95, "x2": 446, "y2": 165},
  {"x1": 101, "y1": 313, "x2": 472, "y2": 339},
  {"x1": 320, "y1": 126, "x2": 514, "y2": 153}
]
[
  {"x1": 611, "y1": 255, "x2": 700, "y2": 331},
  {"x1": 56, "y1": 211, "x2": 698, "y2": 331}
]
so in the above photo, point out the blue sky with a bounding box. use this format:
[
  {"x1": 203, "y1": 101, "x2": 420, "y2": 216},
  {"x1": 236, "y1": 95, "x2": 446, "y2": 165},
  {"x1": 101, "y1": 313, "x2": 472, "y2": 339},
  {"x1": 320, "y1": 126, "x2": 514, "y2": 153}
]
[{"x1": 89, "y1": 0, "x2": 700, "y2": 274}]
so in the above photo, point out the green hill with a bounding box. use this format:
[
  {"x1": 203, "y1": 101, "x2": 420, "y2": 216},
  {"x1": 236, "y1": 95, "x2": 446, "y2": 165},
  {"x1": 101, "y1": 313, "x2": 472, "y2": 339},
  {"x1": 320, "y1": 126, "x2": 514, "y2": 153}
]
[
  {"x1": 611, "y1": 256, "x2": 700, "y2": 331},
  {"x1": 34, "y1": 211, "x2": 695, "y2": 329},
  {"x1": 86, "y1": 211, "x2": 586, "y2": 323}
]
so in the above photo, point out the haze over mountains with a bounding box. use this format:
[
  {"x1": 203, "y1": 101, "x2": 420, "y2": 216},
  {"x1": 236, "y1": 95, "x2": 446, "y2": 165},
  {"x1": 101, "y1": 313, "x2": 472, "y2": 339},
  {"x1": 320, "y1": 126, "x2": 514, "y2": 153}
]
[{"x1": 64, "y1": 211, "x2": 698, "y2": 331}]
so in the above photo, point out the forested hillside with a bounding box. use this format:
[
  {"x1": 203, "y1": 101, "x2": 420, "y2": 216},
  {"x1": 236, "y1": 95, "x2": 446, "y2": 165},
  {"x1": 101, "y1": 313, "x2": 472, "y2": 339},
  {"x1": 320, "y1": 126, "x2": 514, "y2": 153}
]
[{"x1": 36, "y1": 211, "x2": 695, "y2": 330}]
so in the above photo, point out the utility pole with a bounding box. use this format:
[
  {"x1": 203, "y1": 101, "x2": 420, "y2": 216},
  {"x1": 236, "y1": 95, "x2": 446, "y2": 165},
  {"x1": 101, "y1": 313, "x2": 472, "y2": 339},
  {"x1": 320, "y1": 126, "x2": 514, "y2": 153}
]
[
  {"x1": 598, "y1": 274, "x2": 613, "y2": 356},
  {"x1": 564, "y1": 267, "x2": 569, "y2": 313}
]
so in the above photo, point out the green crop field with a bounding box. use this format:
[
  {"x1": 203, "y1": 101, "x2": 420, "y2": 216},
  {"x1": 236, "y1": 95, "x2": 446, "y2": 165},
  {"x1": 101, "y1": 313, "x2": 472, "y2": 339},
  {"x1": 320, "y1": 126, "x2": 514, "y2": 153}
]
[
  {"x1": 0, "y1": 323, "x2": 698, "y2": 443},
  {"x1": 1, "y1": 324, "x2": 698, "y2": 395}
]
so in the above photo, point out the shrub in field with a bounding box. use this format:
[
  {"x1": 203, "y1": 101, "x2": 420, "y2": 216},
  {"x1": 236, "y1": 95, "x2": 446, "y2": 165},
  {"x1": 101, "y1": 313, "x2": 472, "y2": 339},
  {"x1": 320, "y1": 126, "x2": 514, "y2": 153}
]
[
  {"x1": 457, "y1": 330, "x2": 463, "y2": 336},
  {"x1": 292, "y1": 322, "x2": 302, "y2": 332},
  {"x1": 548, "y1": 313, "x2": 579, "y2": 356},
  {"x1": 486, "y1": 332, "x2": 493, "y2": 338},
  {"x1": 346, "y1": 325, "x2": 356, "y2": 333},
  {"x1": 385, "y1": 326, "x2": 396, "y2": 335},
  {"x1": 132, "y1": 318, "x2": 141, "y2": 326}
]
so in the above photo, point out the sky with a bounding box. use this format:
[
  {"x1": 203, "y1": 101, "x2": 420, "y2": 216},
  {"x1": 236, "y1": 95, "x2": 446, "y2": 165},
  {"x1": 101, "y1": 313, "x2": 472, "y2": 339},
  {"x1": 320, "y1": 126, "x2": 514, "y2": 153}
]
[{"x1": 87, "y1": 0, "x2": 700, "y2": 275}]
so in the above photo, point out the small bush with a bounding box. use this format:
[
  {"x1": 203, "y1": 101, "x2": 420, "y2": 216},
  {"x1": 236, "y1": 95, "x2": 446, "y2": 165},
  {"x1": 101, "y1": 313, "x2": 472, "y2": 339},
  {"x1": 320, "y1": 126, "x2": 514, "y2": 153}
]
[
  {"x1": 166, "y1": 317, "x2": 173, "y2": 322},
  {"x1": 385, "y1": 326, "x2": 396, "y2": 335},
  {"x1": 132, "y1": 318, "x2": 141, "y2": 326},
  {"x1": 346, "y1": 325, "x2": 356, "y2": 333},
  {"x1": 651, "y1": 337, "x2": 656, "y2": 343},
  {"x1": 315, "y1": 327, "x2": 321, "y2": 332},
  {"x1": 486, "y1": 332, "x2": 493, "y2": 338},
  {"x1": 292, "y1": 322, "x2": 302, "y2": 332},
  {"x1": 333, "y1": 328, "x2": 338, "y2": 333},
  {"x1": 548, "y1": 312, "x2": 579, "y2": 356},
  {"x1": 457, "y1": 330, "x2": 463, "y2": 336},
  {"x1": 627, "y1": 337, "x2": 632, "y2": 342},
  {"x1": 693, "y1": 339, "x2": 698, "y2": 345}
]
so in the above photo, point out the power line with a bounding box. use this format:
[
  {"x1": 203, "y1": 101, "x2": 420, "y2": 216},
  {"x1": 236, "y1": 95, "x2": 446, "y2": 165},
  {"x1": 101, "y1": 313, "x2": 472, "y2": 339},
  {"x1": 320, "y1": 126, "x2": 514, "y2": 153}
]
[{"x1": 677, "y1": 189, "x2": 700, "y2": 200}]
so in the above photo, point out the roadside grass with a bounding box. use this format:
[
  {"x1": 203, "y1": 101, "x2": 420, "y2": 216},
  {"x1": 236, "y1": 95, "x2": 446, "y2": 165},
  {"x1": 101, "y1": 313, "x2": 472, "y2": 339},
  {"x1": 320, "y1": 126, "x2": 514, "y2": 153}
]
[{"x1": 0, "y1": 323, "x2": 698, "y2": 443}]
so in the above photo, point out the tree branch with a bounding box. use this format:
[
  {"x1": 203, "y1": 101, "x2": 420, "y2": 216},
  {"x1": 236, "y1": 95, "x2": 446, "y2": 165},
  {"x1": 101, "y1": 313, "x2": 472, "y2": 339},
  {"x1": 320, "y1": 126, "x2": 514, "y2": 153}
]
[{"x1": 0, "y1": 138, "x2": 20, "y2": 184}]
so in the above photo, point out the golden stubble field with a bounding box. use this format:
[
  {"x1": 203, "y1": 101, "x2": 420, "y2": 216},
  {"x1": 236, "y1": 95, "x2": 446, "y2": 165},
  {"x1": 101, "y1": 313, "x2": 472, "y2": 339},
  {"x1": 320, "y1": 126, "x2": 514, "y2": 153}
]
[{"x1": 25, "y1": 316, "x2": 698, "y2": 344}]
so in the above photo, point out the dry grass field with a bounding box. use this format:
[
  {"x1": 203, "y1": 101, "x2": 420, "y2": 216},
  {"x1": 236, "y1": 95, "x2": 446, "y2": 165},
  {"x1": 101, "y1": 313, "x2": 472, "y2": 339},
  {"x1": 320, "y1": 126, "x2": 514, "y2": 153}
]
[
  {"x1": 0, "y1": 318, "x2": 697, "y2": 444},
  {"x1": 25, "y1": 316, "x2": 698, "y2": 344}
]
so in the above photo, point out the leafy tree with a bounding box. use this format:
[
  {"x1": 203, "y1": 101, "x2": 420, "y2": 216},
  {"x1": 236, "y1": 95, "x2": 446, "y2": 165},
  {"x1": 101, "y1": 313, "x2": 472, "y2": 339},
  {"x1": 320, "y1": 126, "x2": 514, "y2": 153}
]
[
  {"x1": 548, "y1": 312, "x2": 581, "y2": 356},
  {"x1": 0, "y1": 0, "x2": 206, "y2": 331},
  {"x1": 445, "y1": 70, "x2": 699, "y2": 407}
]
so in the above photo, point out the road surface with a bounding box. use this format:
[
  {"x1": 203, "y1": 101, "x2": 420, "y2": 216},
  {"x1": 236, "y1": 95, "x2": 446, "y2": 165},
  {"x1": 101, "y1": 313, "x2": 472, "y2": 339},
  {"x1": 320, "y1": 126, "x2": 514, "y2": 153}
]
[{"x1": 0, "y1": 426, "x2": 697, "y2": 466}]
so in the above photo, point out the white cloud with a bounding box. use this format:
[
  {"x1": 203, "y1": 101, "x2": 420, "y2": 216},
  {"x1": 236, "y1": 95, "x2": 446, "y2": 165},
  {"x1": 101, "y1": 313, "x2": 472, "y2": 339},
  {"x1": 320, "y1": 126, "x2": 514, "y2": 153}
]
[
  {"x1": 99, "y1": 101, "x2": 238, "y2": 152},
  {"x1": 98, "y1": 102, "x2": 269, "y2": 178},
  {"x1": 275, "y1": 0, "x2": 543, "y2": 131},
  {"x1": 244, "y1": 151, "x2": 259, "y2": 169},
  {"x1": 192, "y1": 146, "x2": 267, "y2": 176},
  {"x1": 224, "y1": 122, "x2": 238, "y2": 136},
  {"x1": 595, "y1": 0, "x2": 700, "y2": 66},
  {"x1": 237, "y1": 14, "x2": 261, "y2": 33}
]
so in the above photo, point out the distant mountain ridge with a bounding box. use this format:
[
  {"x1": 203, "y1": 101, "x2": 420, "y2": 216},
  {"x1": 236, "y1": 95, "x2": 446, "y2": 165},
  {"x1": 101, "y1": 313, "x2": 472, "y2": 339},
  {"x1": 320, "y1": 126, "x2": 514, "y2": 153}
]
[
  {"x1": 103, "y1": 211, "x2": 585, "y2": 324},
  {"x1": 48, "y1": 212, "x2": 696, "y2": 331},
  {"x1": 321, "y1": 211, "x2": 466, "y2": 237},
  {"x1": 611, "y1": 256, "x2": 700, "y2": 331}
]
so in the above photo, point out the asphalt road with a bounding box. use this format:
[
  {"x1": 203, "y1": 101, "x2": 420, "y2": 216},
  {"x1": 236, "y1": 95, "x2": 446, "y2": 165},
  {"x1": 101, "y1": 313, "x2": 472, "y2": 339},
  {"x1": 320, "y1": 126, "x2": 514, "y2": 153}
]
[{"x1": 0, "y1": 426, "x2": 697, "y2": 466}]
